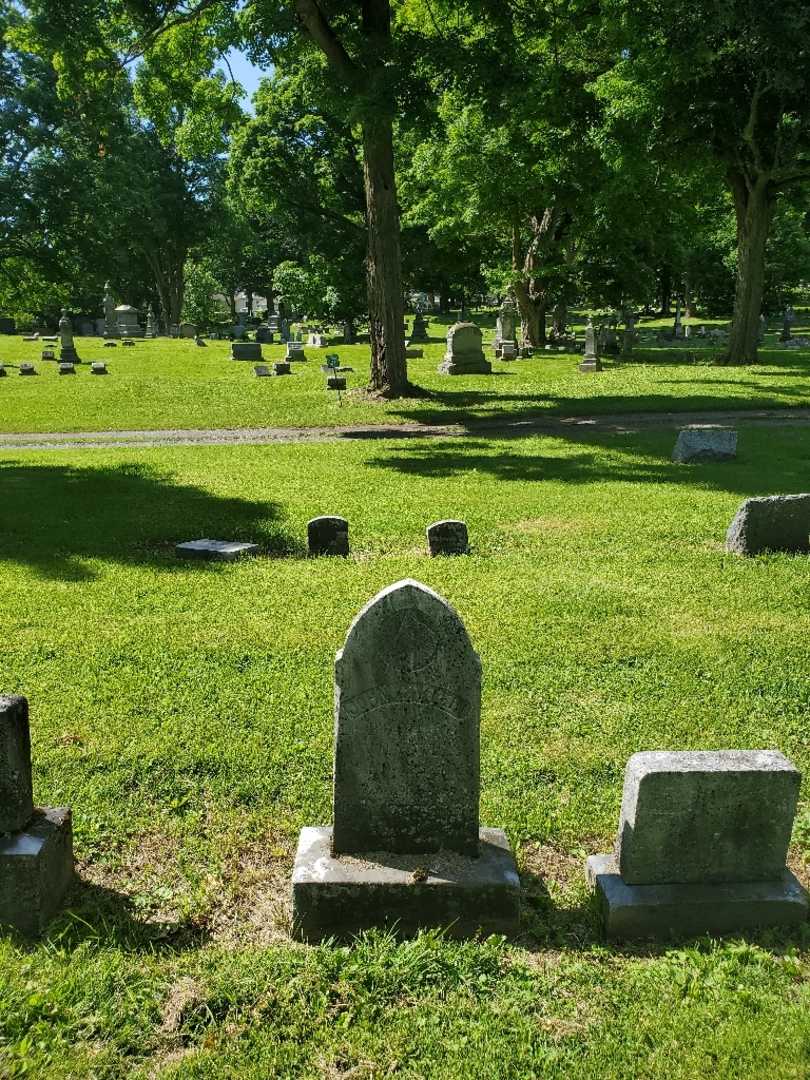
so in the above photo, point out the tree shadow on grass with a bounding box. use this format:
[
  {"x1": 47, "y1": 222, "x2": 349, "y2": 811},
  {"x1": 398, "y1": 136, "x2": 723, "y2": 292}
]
[
  {"x1": 0, "y1": 460, "x2": 303, "y2": 581},
  {"x1": 365, "y1": 432, "x2": 810, "y2": 497}
]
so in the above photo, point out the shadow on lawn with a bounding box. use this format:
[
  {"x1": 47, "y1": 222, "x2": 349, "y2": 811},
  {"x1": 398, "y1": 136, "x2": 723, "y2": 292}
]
[
  {"x1": 366, "y1": 432, "x2": 810, "y2": 495},
  {"x1": 0, "y1": 460, "x2": 302, "y2": 580}
]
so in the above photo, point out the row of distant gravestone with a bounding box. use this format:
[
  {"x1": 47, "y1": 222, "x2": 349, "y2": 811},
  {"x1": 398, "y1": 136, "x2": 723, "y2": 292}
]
[
  {"x1": 175, "y1": 495, "x2": 810, "y2": 565},
  {"x1": 2, "y1": 579, "x2": 807, "y2": 941}
]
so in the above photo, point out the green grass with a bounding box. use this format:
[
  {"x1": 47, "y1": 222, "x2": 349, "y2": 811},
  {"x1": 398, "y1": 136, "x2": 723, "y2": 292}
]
[
  {"x1": 1, "y1": 314, "x2": 809, "y2": 434},
  {"x1": 1, "y1": 423, "x2": 809, "y2": 1076}
]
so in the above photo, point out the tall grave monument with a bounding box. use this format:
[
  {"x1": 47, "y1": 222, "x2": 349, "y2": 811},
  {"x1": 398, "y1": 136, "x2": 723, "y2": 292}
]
[
  {"x1": 292, "y1": 579, "x2": 520, "y2": 940},
  {"x1": 438, "y1": 322, "x2": 492, "y2": 375},
  {"x1": 102, "y1": 281, "x2": 119, "y2": 339}
]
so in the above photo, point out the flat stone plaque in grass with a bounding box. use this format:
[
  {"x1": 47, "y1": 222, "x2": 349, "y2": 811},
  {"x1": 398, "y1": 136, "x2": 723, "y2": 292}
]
[{"x1": 175, "y1": 539, "x2": 259, "y2": 561}]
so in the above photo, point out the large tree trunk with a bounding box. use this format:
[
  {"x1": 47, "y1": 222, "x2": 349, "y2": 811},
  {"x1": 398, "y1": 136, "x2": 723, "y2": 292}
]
[
  {"x1": 363, "y1": 115, "x2": 408, "y2": 395},
  {"x1": 723, "y1": 171, "x2": 774, "y2": 365},
  {"x1": 658, "y1": 266, "x2": 672, "y2": 316},
  {"x1": 513, "y1": 282, "x2": 545, "y2": 345}
]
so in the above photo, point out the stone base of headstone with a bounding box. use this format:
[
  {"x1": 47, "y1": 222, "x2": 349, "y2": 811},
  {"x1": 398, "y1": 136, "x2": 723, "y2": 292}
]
[
  {"x1": 587, "y1": 854, "x2": 807, "y2": 942},
  {"x1": 726, "y1": 494, "x2": 810, "y2": 555},
  {"x1": 58, "y1": 362, "x2": 75, "y2": 375},
  {"x1": 438, "y1": 356, "x2": 492, "y2": 375},
  {"x1": 60, "y1": 347, "x2": 80, "y2": 364},
  {"x1": 292, "y1": 826, "x2": 520, "y2": 942},
  {"x1": 175, "y1": 540, "x2": 259, "y2": 561},
  {"x1": 273, "y1": 361, "x2": 291, "y2": 376},
  {"x1": 104, "y1": 341, "x2": 117, "y2": 348},
  {"x1": 405, "y1": 347, "x2": 424, "y2": 358},
  {"x1": 231, "y1": 342, "x2": 262, "y2": 361},
  {"x1": 0, "y1": 807, "x2": 74, "y2": 936},
  {"x1": 578, "y1": 358, "x2": 602, "y2": 373},
  {"x1": 672, "y1": 428, "x2": 737, "y2": 463},
  {"x1": 19, "y1": 363, "x2": 37, "y2": 375}
]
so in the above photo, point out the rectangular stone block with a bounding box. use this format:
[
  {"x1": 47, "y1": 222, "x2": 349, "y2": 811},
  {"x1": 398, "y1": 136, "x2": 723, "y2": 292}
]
[
  {"x1": 231, "y1": 342, "x2": 262, "y2": 361},
  {"x1": 588, "y1": 854, "x2": 808, "y2": 942},
  {"x1": 0, "y1": 696, "x2": 33, "y2": 832},
  {"x1": 0, "y1": 808, "x2": 74, "y2": 935},
  {"x1": 726, "y1": 494, "x2": 810, "y2": 556},
  {"x1": 292, "y1": 826, "x2": 520, "y2": 942},
  {"x1": 617, "y1": 750, "x2": 800, "y2": 885},
  {"x1": 175, "y1": 539, "x2": 259, "y2": 561}
]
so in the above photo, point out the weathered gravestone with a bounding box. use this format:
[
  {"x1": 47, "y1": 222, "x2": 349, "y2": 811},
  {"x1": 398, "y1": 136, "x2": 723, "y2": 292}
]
[
  {"x1": 578, "y1": 318, "x2": 602, "y2": 373},
  {"x1": 427, "y1": 520, "x2": 469, "y2": 556},
  {"x1": 285, "y1": 341, "x2": 306, "y2": 361},
  {"x1": 438, "y1": 322, "x2": 491, "y2": 375},
  {"x1": 231, "y1": 342, "x2": 262, "y2": 362},
  {"x1": 494, "y1": 298, "x2": 518, "y2": 358},
  {"x1": 102, "y1": 281, "x2": 119, "y2": 339},
  {"x1": 307, "y1": 515, "x2": 349, "y2": 556},
  {"x1": 58, "y1": 362, "x2": 75, "y2": 375},
  {"x1": 672, "y1": 428, "x2": 737, "y2": 463},
  {"x1": 179, "y1": 322, "x2": 197, "y2": 339},
  {"x1": 587, "y1": 750, "x2": 808, "y2": 940},
  {"x1": 0, "y1": 695, "x2": 74, "y2": 935},
  {"x1": 255, "y1": 324, "x2": 273, "y2": 344},
  {"x1": 59, "y1": 309, "x2": 79, "y2": 364},
  {"x1": 407, "y1": 312, "x2": 429, "y2": 343},
  {"x1": 90, "y1": 362, "x2": 107, "y2": 375},
  {"x1": 273, "y1": 361, "x2": 291, "y2": 376},
  {"x1": 253, "y1": 364, "x2": 271, "y2": 377},
  {"x1": 725, "y1": 494, "x2": 810, "y2": 556},
  {"x1": 145, "y1": 304, "x2": 157, "y2": 339},
  {"x1": 404, "y1": 347, "x2": 423, "y2": 359},
  {"x1": 175, "y1": 539, "x2": 259, "y2": 561},
  {"x1": 292, "y1": 580, "x2": 520, "y2": 940},
  {"x1": 499, "y1": 341, "x2": 518, "y2": 360},
  {"x1": 19, "y1": 363, "x2": 36, "y2": 375}
]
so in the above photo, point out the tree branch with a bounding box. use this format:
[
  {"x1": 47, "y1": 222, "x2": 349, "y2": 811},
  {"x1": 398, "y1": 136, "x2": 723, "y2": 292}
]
[
  {"x1": 294, "y1": 0, "x2": 359, "y2": 84},
  {"x1": 121, "y1": 0, "x2": 223, "y2": 63}
]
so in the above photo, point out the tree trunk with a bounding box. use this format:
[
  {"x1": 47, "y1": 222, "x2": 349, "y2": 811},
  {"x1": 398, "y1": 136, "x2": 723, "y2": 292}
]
[
  {"x1": 362, "y1": 114, "x2": 408, "y2": 396},
  {"x1": 659, "y1": 266, "x2": 672, "y2": 316},
  {"x1": 723, "y1": 172, "x2": 774, "y2": 365},
  {"x1": 552, "y1": 301, "x2": 567, "y2": 337},
  {"x1": 513, "y1": 285, "x2": 545, "y2": 346}
]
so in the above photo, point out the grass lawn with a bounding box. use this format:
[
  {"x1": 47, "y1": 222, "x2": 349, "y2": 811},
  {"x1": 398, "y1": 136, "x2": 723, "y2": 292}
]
[
  {"x1": 1, "y1": 421, "x2": 809, "y2": 1076},
  {"x1": 1, "y1": 313, "x2": 809, "y2": 434}
]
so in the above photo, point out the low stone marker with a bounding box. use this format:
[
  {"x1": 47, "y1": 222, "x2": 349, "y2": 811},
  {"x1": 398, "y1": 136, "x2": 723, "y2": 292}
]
[
  {"x1": 438, "y1": 322, "x2": 491, "y2": 375},
  {"x1": 231, "y1": 342, "x2": 262, "y2": 362},
  {"x1": 292, "y1": 579, "x2": 520, "y2": 940},
  {"x1": 326, "y1": 375, "x2": 347, "y2": 391},
  {"x1": 122, "y1": 340, "x2": 135, "y2": 348},
  {"x1": 19, "y1": 363, "x2": 36, "y2": 375},
  {"x1": 308, "y1": 331, "x2": 327, "y2": 347},
  {"x1": 0, "y1": 695, "x2": 74, "y2": 935},
  {"x1": 179, "y1": 322, "x2": 197, "y2": 338},
  {"x1": 672, "y1": 428, "x2": 737, "y2": 463},
  {"x1": 175, "y1": 539, "x2": 259, "y2": 561},
  {"x1": 90, "y1": 362, "x2": 108, "y2": 375},
  {"x1": 587, "y1": 750, "x2": 808, "y2": 940},
  {"x1": 285, "y1": 341, "x2": 306, "y2": 361},
  {"x1": 0, "y1": 364, "x2": 6, "y2": 377},
  {"x1": 103, "y1": 341, "x2": 118, "y2": 348},
  {"x1": 404, "y1": 347, "x2": 423, "y2": 359},
  {"x1": 41, "y1": 348, "x2": 55, "y2": 361},
  {"x1": 58, "y1": 362, "x2": 75, "y2": 375},
  {"x1": 499, "y1": 341, "x2": 518, "y2": 360},
  {"x1": 726, "y1": 494, "x2": 810, "y2": 555},
  {"x1": 427, "y1": 520, "x2": 469, "y2": 556},
  {"x1": 195, "y1": 337, "x2": 207, "y2": 348},
  {"x1": 273, "y1": 361, "x2": 291, "y2": 376},
  {"x1": 307, "y1": 515, "x2": 349, "y2": 556},
  {"x1": 254, "y1": 364, "x2": 271, "y2": 377}
]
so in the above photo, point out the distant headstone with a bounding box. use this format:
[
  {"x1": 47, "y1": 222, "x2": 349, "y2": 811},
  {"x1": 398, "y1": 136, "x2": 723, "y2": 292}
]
[
  {"x1": 280, "y1": 319, "x2": 291, "y2": 343},
  {"x1": 438, "y1": 322, "x2": 491, "y2": 375},
  {"x1": 41, "y1": 349, "x2": 55, "y2": 361},
  {"x1": 58, "y1": 362, "x2": 75, "y2": 375},
  {"x1": 674, "y1": 302, "x2": 684, "y2": 339},
  {"x1": 672, "y1": 428, "x2": 737, "y2": 463},
  {"x1": 407, "y1": 312, "x2": 429, "y2": 343},
  {"x1": 307, "y1": 515, "x2": 349, "y2": 557},
  {"x1": 103, "y1": 341, "x2": 118, "y2": 348},
  {"x1": 122, "y1": 339, "x2": 135, "y2": 348},
  {"x1": 725, "y1": 494, "x2": 810, "y2": 556},
  {"x1": 588, "y1": 750, "x2": 808, "y2": 940},
  {"x1": 19, "y1": 362, "x2": 36, "y2": 375},
  {"x1": 404, "y1": 347, "x2": 423, "y2": 359},
  {"x1": 0, "y1": 695, "x2": 74, "y2": 935},
  {"x1": 175, "y1": 539, "x2": 259, "y2": 561},
  {"x1": 494, "y1": 297, "x2": 518, "y2": 358},
  {"x1": 326, "y1": 376, "x2": 347, "y2": 391},
  {"x1": 145, "y1": 304, "x2": 157, "y2": 338},
  {"x1": 0, "y1": 364, "x2": 6, "y2": 377},
  {"x1": 90, "y1": 361, "x2": 107, "y2": 375},
  {"x1": 179, "y1": 322, "x2": 197, "y2": 339},
  {"x1": 292, "y1": 580, "x2": 520, "y2": 941},
  {"x1": 231, "y1": 342, "x2": 262, "y2": 361},
  {"x1": 195, "y1": 337, "x2": 207, "y2": 347},
  {"x1": 780, "y1": 305, "x2": 796, "y2": 342},
  {"x1": 427, "y1": 520, "x2": 469, "y2": 556},
  {"x1": 254, "y1": 364, "x2": 270, "y2": 377},
  {"x1": 255, "y1": 324, "x2": 273, "y2": 344},
  {"x1": 578, "y1": 318, "x2": 602, "y2": 373},
  {"x1": 273, "y1": 361, "x2": 291, "y2": 376},
  {"x1": 499, "y1": 341, "x2": 518, "y2": 360},
  {"x1": 116, "y1": 304, "x2": 143, "y2": 338},
  {"x1": 103, "y1": 281, "x2": 119, "y2": 339},
  {"x1": 308, "y1": 331, "x2": 327, "y2": 347},
  {"x1": 342, "y1": 321, "x2": 356, "y2": 344},
  {"x1": 285, "y1": 342, "x2": 306, "y2": 361},
  {"x1": 58, "y1": 308, "x2": 78, "y2": 364}
]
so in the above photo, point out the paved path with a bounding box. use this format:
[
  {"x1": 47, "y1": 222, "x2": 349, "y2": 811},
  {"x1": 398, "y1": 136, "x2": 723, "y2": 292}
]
[{"x1": 1, "y1": 407, "x2": 810, "y2": 452}]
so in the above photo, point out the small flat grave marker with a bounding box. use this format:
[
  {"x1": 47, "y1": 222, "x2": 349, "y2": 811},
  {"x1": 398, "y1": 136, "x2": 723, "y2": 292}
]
[
  {"x1": 90, "y1": 361, "x2": 108, "y2": 375},
  {"x1": 427, "y1": 520, "x2": 469, "y2": 556},
  {"x1": 58, "y1": 362, "x2": 75, "y2": 375},
  {"x1": 672, "y1": 428, "x2": 737, "y2": 463},
  {"x1": 273, "y1": 361, "x2": 291, "y2": 376},
  {"x1": 19, "y1": 363, "x2": 36, "y2": 375},
  {"x1": 122, "y1": 340, "x2": 135, "y2": 347},
  {"x1": 175, "y1": 539, "x2": 259, "y2": 562},
  {"x1": 254, "y1": 364, "x2": 271, "y2": 377},
  {"x1": 103, "y1": 341, "x2": 118, "y2": 348},
  {"x1": 41, "y1": 349, "x2": 55, "y2": 361}
]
